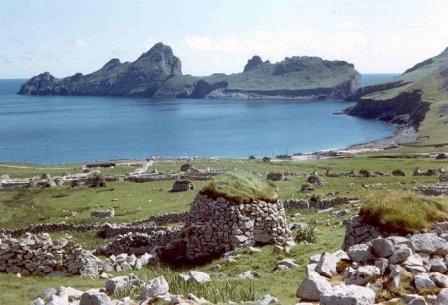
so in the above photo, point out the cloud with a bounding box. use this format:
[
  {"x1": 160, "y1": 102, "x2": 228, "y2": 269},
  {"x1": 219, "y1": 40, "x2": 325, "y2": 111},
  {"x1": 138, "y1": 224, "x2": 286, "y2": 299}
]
[
  {"x1": 74, "y1": 38, "x2": 87, "y2": 47},
  {"x1": 334, "y1": 21, "x2": 360, "y2": 31},
  {"x1": 184, "y1": 26, "x2": 366, "y2": 63}
]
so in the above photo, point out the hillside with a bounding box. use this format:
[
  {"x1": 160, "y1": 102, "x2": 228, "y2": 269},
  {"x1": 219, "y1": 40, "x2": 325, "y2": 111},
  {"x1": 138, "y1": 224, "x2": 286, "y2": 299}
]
[
  {"x1": 18, "y1": 43, "x2": 360, "y2": 100},
  {"x1": 346, "y1": 48, "x2": 448, "y2": 151}
]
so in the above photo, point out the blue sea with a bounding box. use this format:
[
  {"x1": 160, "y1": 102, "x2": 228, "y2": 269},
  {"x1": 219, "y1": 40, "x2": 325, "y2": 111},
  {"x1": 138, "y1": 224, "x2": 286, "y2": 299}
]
[{"x1": 0, "y1": 74, "x2": 397, "y2": 164}]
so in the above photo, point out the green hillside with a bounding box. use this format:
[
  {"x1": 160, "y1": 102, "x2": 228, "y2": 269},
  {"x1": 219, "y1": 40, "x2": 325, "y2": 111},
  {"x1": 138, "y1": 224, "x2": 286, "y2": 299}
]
[{"x1": 352, "y1": 48, "x2": 448, "y2": 151}]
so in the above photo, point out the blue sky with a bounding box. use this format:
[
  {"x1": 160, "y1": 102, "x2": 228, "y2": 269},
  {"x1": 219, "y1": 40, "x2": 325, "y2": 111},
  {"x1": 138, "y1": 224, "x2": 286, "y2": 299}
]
[{"x1": 1, "y1": 0, "x2": 448, "y2": 78}]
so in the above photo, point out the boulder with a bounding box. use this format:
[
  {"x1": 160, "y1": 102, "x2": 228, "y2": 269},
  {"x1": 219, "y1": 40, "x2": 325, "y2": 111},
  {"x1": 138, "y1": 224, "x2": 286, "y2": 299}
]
[
  {"x1": 105, "y1": 275, "x2": 139, "y2": 294},
  {"x1": 403, "y1": 294, "x2": 427, "y2": 305},
  {"x1": 46, "y1": 295, "x2": 70, "y2": 305},
  {"x1": 296, "y1": 271, "x2": 332, "y2": 301},
  {"x1": 414, "y1": 273, "x2": 436, "y2": 292},
  {"x1": 388, "y1": 245, "x2": 412, "y2": 264},
  {"x1": 430, "y1": 258, "x2": 447, "y2": 273},
  {"x1": 140, "y1": 276, "x2": 169, "y2": 299},
  {"x1": 56, "y1": 286, "x2": 84, "y2": 300},
  {"x1": 410, "y1": 233, "x2": 447, "y2": 254},
  {"x1": 80, "y1": 290, "x2": 112, "y2": 305},
  {"x1": 430, "y1": 272, "x2": 448, "y2": 288},
  {"x1": 179, "y1": 271, "x2": 211, "y2": 284},
  {"x1": 320, "y1": 284, "x2": 376, "y2": 305},
  {"x1": 315, "y1": 252, "x2": 339, "y2": 277},
  {"x1": 347, "y1": 243, "x2": 374, "y2": 263},
  {"x1": 346, "y1": 266, "x2": 381, "y2": 286},
  {"x1": 435, "y1": 288, "x2": 448, "y2": 305},
  {"x1": 371, "y1": 237, "x2": 394, "y2": 258}
]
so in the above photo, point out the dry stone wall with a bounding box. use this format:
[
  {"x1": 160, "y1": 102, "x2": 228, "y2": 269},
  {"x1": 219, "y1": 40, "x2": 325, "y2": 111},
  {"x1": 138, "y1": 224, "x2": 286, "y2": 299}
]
[
  {"x1": 342, "y1": 216, "x2": 385, "y2": 251},
  {"x1": 283, "y1": 196, "x2": 357, "y2": 210},
  {"x1": 297, "y1": 220, "x2": 448, "y2": 305},
  {"x1": 415, "y1": 183, "x2": 448, "y2": 196},
  {"x1": 0, "y1": 211, "x2": 188, "y2": 237},
  {"x1": 181, "y1": 194, "x2": 292, "y2": 260},
  {"x1": 0, "y1": 233, "x2": 107, "y2": 276}
]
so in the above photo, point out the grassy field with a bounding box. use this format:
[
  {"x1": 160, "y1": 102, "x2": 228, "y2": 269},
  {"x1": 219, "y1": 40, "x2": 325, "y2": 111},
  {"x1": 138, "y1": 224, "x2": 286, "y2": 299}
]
[{"x1": 0, "y1": 155, "x2": 447, "y2": 304}]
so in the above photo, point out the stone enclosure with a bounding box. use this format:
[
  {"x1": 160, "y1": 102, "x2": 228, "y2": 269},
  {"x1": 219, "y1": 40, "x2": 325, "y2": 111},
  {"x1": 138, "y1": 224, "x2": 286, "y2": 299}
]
[{"x1": 179, "y1": 193, "x2": 292, "y2": 260}]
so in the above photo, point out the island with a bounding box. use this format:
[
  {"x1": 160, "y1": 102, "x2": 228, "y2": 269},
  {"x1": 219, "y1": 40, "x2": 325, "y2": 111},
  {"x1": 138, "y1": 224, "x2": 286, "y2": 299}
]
[{"x1": 18, "y1": 43, "x2": 361, "y2": 100}]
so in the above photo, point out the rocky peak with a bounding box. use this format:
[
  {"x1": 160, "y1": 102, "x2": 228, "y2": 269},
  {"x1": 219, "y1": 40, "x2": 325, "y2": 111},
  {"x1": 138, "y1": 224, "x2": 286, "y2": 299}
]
[
  {"x1": 243, "y1": 55, "x2": 263, "y2": 72},
  {"x1": 17, "y1": 72, "x2": 56, "y2": 95},
  {"x1": 36, "y1": 72, "x2": 55, "y2": 81},
  {"x1": 101, "y1": 58, "x2": 121, "y2": 71},
  {"x1": 133, "y1": 42, "x2": 182, "y2": 76}
]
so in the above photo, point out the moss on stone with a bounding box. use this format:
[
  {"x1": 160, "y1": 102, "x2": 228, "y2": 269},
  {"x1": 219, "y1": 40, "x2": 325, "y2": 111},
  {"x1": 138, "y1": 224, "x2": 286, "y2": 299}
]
[{"x1": 200, "y1": 171, "x2": 278, "y2": 204}]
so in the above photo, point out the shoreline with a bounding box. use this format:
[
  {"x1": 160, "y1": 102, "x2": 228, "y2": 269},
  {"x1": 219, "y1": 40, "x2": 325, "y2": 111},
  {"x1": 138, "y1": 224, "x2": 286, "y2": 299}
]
[{"x1": 0, "y1": 126, "x2": 415, "y2": 166}]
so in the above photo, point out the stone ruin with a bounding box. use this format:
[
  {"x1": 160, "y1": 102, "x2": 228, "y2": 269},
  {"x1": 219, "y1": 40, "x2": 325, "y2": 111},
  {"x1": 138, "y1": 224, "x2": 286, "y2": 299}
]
[
  {"x1": 415, "y1": 183, "x2": 448, "y2": 196},
  {"x1": 297, "y1": 216, "x2": 448, "y2": 305},
  {"x1": 171, "y1": 179, "x2": 194, "y2": 192},
  {"x1": 91, "y1": 208, "x2": 115, "y2": 218},
  {"x1": 436, "y1": 153, "x2": 448, "y2": 160},
  {"x1": 391, "y1": 169, "x2": 405, "y2": 176},
  {"x1": 178, "y1": 193, "x2": 293, "y2": 261},
  {"x1": 0, "y1": 232, "x2": 106, "y2": 276},
  {"x1": 99, "y1": 174, "x2": 294, "y2": 265}
]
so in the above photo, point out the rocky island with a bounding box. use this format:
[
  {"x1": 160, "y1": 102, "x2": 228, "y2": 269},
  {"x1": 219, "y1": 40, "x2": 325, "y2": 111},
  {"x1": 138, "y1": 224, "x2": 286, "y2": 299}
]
[{"x1": 18, "y1": 43, "x2": 361, "y2": 99}]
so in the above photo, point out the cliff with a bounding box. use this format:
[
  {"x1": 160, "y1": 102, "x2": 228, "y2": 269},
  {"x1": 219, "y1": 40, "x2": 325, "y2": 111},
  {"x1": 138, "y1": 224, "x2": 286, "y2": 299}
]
[
  {"x1": 18, "y1": 43, "x2": 360, "y2": 100},
  {"x1": 345, "y1": 48, "x2": 448, "y2": 149}
]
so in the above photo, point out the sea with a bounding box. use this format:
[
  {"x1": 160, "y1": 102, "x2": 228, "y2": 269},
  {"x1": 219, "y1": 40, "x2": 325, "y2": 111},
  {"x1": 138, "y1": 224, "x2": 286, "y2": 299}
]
[{"x1": 0, "y1": 74, "x2": 398, "y2": 164}]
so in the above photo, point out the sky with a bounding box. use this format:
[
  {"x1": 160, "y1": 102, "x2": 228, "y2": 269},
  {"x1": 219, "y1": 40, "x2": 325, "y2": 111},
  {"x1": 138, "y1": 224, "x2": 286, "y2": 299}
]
[{"x1": 1, "y1": 0, "x2": 448, "y2": 78}]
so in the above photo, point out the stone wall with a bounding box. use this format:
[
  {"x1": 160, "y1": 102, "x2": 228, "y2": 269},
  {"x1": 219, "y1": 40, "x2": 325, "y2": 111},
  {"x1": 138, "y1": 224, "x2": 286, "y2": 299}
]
[
  {"x1": 342, "y1": 216, "x2": 387, "y2": 250},
  {"x1": 415, "y1": 183, "x2": 448, "y2": 196},
  {"x1": 97, "y1": 229, "x2": 181, "y2": 256},
  {"x1": 0, "y1": 233, "x2": 106, "y2": 276},
  {"x1": 181, "y1": 194, "x2": 292, "y2": 260},
  {"x1": 0, "y1": 211, "x2": 188, "y2": 237},
  {"x1": 283, "y1": 196, "x2": 357, "y2": 210}
]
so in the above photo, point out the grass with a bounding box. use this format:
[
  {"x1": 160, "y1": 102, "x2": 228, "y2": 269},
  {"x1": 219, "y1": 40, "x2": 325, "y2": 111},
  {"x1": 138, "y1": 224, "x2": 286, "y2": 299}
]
[
  {"x1": 200, "y1": 171, "x2": 278, "y2": 204},
  {"x1": 360, "y1": 190, "x2": 448, "y2": 233},
  {"x1": 0, "y1": 156, "x2": 447, "y2": 304},
  {"x1": 294, "y1": 225, "x2": 317, "y2": 243}
]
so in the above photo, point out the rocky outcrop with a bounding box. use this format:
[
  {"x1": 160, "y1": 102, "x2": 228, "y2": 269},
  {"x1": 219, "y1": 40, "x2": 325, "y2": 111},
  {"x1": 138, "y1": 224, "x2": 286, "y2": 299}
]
[
  {"x1": 345, "y1": 81, "x2": 409, "y2": 101},
  {"x1": 344, "y1": 47, "x2": 448, "y2": 136},
  {"x1": 345, "y1": 90, "x2": 430, "y2": 127},
  {"x1": 243, "y1": 55, "x2": 265, "y2": 72},
  {"x1": 19, "y1": 43, "x2": 182, "y2": 97},
  {"x1": 19, "y1": 43, "x2": 360, "y2": 99}
]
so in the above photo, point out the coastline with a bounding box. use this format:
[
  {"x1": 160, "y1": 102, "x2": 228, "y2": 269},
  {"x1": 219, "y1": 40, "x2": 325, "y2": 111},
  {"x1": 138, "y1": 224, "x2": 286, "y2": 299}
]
[
  {"x1": 0, "y1": 126, "x2": 415, "y2": 166},
  {"x1": 286, "y1": 124, "x2": 417, "y2": 161}
]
